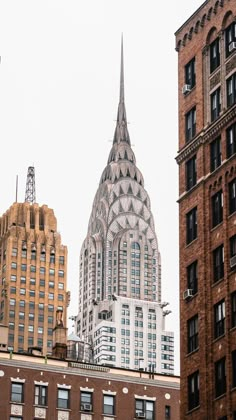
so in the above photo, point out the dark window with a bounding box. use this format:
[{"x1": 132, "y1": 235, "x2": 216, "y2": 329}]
[
  {"x1": 213, "y1": 245, "x2": 224, "y2": 282},
  {"x1": 80, "y1": 392, "x2": 92, "y2": 412},
  {"x1": 214, "y1": 299, "x2": 225, "y2": 338},
  {"x1": 227, "y1": 122, "x2": 236, "y2": 158},
  {"x1": 226, "y1": 73, "x2": 236, "y2": 107},
  {"x1": 165, "y1": 405, "x2": 171, "y2": 419},
  {"x1": 211, "y1": 87, "x2": 221, "y2": 122},
  {"x1": 103, "y1": 395, "x2": 115, "y2": 415},
  {"x1": 210, "y1": 37, "x2": 220, "y2": 73},
  {"x1": 186, "y1": 155, "x2": 197, "y2": 190},
  {"x1": 210, "y1": 137, "x2": 221, "y2": 171},
  {"x1": 185, "y1": 57, "x2": 195, "y2": 89},
  {"x1": 229, "y1": 178, "x2": 236, "y2": 214},
  {"x1": 231, "y1": 291, "x2": 236, "y2": 328},
  {"x1": 34, "y1": 385, "x2": 47, "y2": 406},
  {"x1": 187, "y1": 261, "x2": 198, "y2": 294},
  {"x1": 186, "y1": 207, "x2": 197, "y2": 244},
  {"x1": 212, "y1": 190, "x2": 223, "y2": 227},
  {"x1": 185, "y1": 107, "x2": 196, "y2": 142},
  {"x1": 57, "y1": 388, "x2": 70, "y2": 409},
  {"x1": 232, "y1": 350, "x2": 236, "y2": 388},
  {"x1": 11, "y1": 382, "x2": 24, "y2": 403},
  {"x1": 188, "y1": 315, "x2": 198, "y2": 353},
  {"x1": 225, "y1": 21, "x2": 236, "y2": 57},
  {"x1": 188, "y1": 370, "x2": 199, "y2": 411},
  {"x1": 215, "y1": 357, "x2": 226, "y2": 397},
  {"x1": 135, "y1": 399, "x2": 154, "y2": 420},
  {"x1": 230, "y1": 235, "x2": 236, "y2": 258}
]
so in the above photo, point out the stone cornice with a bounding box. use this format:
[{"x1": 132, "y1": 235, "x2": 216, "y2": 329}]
[
  {"x1": 175, "y1": 0, "x2": 234, "y2": 52},
  {"x1": 176, "y1": 106, "x2": 236, "y2": 164}
]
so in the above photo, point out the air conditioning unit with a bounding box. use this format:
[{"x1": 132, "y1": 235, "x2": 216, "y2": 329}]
[
  {"x1": 229, "y1": 41, "x2": 236, "y2": 52},
  {"x1": 230, "y1": 255, "x2": 236, "y2": 268},
  {"x1": 81, "y1": 403, "x2": 92, "y2": 411},
  {"x1": 182, "y1": 84, "x2": 191, "y2": 94},
  {"x1": 183, "y1": 289, "x2": 193, "y2": 300},
  {"x1": 136, "y1": 412, "x2": 145, "y2": 419}
]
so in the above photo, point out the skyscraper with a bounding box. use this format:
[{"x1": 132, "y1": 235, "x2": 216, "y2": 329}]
[
  {"x1": 176, "y1": 0, "x2": 236, "y2": 417},
  {"x1": 76, "y1": 41, "x2": 174, "y2": 373},
  {"x1": 0, "y1": 167, "x2": 69, "y2": 355}
]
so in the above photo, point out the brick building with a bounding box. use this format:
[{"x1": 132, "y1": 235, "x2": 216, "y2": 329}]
[
  {"x1": 0, "y1": 168, "x2": 69, "y2": 355},
  {"x1": 175, "y1": 0, "x2": 236, "y2": 418},
  {"x1": 0, "y1": 349, "x2": 180, "y2": 420}
]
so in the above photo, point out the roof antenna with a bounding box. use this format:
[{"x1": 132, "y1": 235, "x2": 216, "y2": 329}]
[{"x1": 25, "y1": 166, "x2": 36, "y2": 204}]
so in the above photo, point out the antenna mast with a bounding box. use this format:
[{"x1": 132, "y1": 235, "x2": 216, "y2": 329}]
[{"x1": 25, "y1": 166, "x2": 36, "y2": 203}]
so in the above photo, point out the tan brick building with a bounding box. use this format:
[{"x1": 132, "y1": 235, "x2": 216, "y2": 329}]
[
  {"x1": 0, "y1": 201, "x2": 69, "y2": 355},
  {"x1": 0, "y1": 349, "x2": 180, "y2": 420},
  {"x1": 175, "y1": 0, "x2": 236, "y2": 418}
]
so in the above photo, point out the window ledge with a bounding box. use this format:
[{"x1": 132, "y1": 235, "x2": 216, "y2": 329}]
[
  {"x1": 187, "y1": 405, "x2": 200, "y2": 414},
  {"x1": 10, "y1": 402, "x2": 24, "y2": 405},
  {"x1": 186, "y1": 348, "x2": 199, "y2": 357},
  {"x1": 211, "y1": 277, "x2": 224, "y2": 288},
  {"x1": 210, "y1": 221, "x2": 223, "y2": 232},
  {"x1": 212, "y1": 334, "x2": 225, "y2": 344},
  {"x1": 185, "y1": 237, "x2": 198, "y2": 249},
  {"x1": 214, "y1": 392, "x2": 226, "y2": 401}
]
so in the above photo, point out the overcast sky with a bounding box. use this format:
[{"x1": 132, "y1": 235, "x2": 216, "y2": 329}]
[{"x1": 0, "y1": 0, "x2": 203, "y2": 374}]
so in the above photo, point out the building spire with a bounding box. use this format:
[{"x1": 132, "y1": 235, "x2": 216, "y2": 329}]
[
  {"x1": 113, "y1": 35, "x2": 131, "y2": 145},
  {"x1": 25, "y1": 166, "x2": 36, "y2": 204}
]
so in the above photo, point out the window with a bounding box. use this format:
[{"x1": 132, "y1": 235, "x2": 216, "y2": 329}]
[
  {"x1": 186, "y1": 207, "x2": 197, "y2": 244},
  {"x1": 230, "y1": 234, "x2": 236, "y2": 261},
  {"x1": 232, "y1": 350, "x2": 236, "y2": 388},
  {"x1": 227, "y1": 122, "x2": 236, "y2": 158},
  {"x1": 188, "y1": 315, "x2": 198, "y2": 353},
  {"x1": 185, "y1": 107, "x2": 196, "y2": 142},
  {"x1": 185, "y1": 57, "x2": 195, "y2": 89},
  {"x1": 211, "y1": 87, "x2": 221, "y2": 122},
  {"x1": 80, "y1": 391, "x2": 92, "y2": 411},
  {"x1": 227, "y1": 73, "x2": 236, "y2": 107},
  {"x1": 212, "y1": 190, "x2": 223, "y2": 227},
  {"x1": 103, "y1": 395, "x2": 115, "y2": 415},
  {"x1": 11, "y1": 262, "x2": 17, "y2": 270},
  {"x1": 10, "y1": 298, "x2": 15, "y2": 306},
  {"x1": 186, "y1": 155, "x2": 197, "y2": 190},
  {"x1": 11, "y1": 382, "x2": 24, "y2": 403},
  {"x1": 211, "y1": 136, "x2": 221, "y2": 172},
  {"x1": 59, "y1": 255, "x2": 65, "y2": 265},
  {"x1": 165, "y1": 405, "x2": 171, "y2": 419},
  {"x1": 213, "y1": 244, "x2": 224, "y2": 283},
  {"x1": 231, "y1": 291, "x2": 236, "y2": 328},
  {"x1": 34, "y1": 384, "x2": 47, "y2": 406},
  {"x1": 188, "y1": 371, "x2": 199, "y2": 411},
  {"x1": 58, "y1": 270, "x2": 64, "y2": 277},
  {"x1": 57, "y1": 388, "x2": 70, "y2": 409},
  {"x1": 225, "y1": 21, "x2": 236, "y2": 57},
  {"x1": 229, "y1": 178, "x2": 236, "y2": 214},
  {"x1": 215, "y1": 357, "x2": 226, "y2": 397},
  {"x1": 135, "y1": 399, "x2": 154, "y2": 420},
  {"x1": 210, "y1": 37, "x2": 220, "y2": 73},
  {"x1": 214, "y1": 299, "x2": 225, "y2": 338},
  {"x1": 31, "y1": 265, "x2": 36, "y2": 272}
]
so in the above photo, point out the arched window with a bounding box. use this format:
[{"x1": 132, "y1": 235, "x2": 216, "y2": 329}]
[{"x1": 131, "y1": 242, "x2": 140, "y2": 250}]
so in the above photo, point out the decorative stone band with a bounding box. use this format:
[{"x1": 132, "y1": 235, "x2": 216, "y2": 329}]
[{"x1": 11, "y1": 377, "x2": 25, "y2": 383}]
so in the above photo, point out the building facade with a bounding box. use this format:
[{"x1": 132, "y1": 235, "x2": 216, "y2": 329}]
[
  {"x1": 0, "y1": 349, "x2": 180, "y2": 420},
  {"x1": 175, "y1": 0, "x2": 236, "y2": 418},
  {"x1": 76, "y1": 42, "x2": 174, "y2": 373},
  {"x1": 0, "y1": 198, "x2": 69, "y2": 355}
]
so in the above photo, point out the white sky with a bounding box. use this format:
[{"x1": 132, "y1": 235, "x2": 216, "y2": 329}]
[{"x1": 0, "y1": 0, "x2": 203, "y2": 375}]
